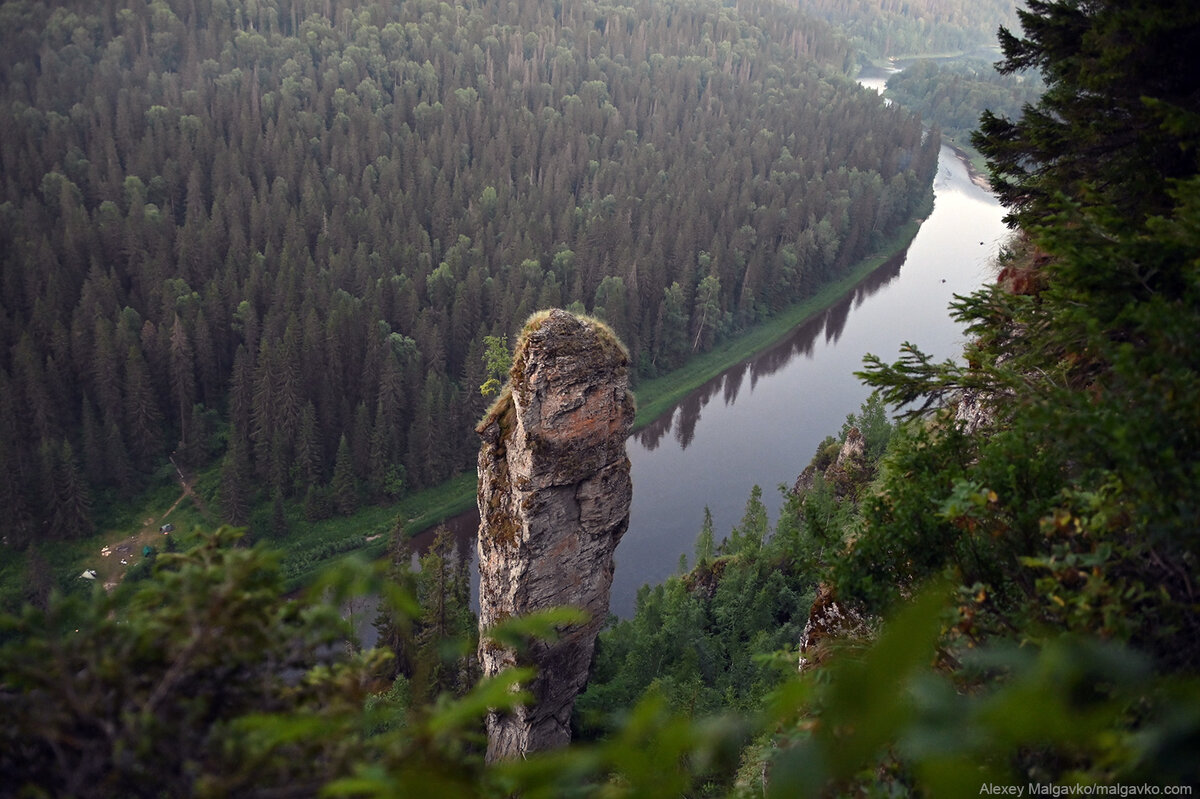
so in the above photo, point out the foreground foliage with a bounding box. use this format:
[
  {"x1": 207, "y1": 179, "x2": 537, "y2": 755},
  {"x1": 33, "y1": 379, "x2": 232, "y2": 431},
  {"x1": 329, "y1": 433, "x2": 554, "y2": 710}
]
[
  {"x1": 5, "y1": 529, "x2": 1195, "y2": 797},
  {"x1": 0, "y1": 528, "x2": 394, "y2": 795}
]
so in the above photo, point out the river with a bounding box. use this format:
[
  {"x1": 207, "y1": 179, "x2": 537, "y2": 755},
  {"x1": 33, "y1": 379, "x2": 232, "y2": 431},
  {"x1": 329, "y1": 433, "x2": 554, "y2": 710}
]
[
  {"x1": 416, "y1": 75, "x2": 1009, "y2": 620},
  {"x1": 613, "y1": 139, "x2": 1006, "y2": 616}
]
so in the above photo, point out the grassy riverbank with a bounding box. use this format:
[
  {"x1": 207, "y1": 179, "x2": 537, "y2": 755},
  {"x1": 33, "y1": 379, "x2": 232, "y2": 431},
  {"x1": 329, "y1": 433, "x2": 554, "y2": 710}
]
[
  {"x1": 0, "y1": 466, "x2": 479, "y2": 609},
  {"x1": 277, "y1": 471, "x2": 477, "y2": 591},
  {"x1": 1, "y1": 202, "x2": 931, "y2": 608}
]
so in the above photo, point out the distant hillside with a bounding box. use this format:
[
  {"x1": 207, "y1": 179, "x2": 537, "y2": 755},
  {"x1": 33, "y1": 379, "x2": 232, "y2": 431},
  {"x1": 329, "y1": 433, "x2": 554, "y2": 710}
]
[
  {"x1": 0, "y1": 0, "x2": 939, "y2": 548},
  {"x1": 796, "y1": 0, "x2": 1021, "y2": 59},
  {"x1": 884, "y1": 57, "x2": 1044, "y2": 156}
]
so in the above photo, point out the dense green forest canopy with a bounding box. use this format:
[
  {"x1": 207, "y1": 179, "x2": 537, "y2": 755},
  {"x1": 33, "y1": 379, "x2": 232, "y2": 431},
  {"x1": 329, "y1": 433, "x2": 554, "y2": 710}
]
[{"x1": 0, "y1": 0, "x2": 940, "y2": 548}]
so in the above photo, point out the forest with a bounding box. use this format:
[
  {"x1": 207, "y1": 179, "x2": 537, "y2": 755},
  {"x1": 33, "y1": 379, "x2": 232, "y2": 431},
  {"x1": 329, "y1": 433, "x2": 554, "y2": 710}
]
[
  {"x1": 883, "y1": 57, "x2": 1043, "y2": 157},
  {"x1": 796, "y1": 0, "x2": 1020, "y2": 59},
  {"x1": 0, "y1": 0, "x2": 941, "y2": 553}
]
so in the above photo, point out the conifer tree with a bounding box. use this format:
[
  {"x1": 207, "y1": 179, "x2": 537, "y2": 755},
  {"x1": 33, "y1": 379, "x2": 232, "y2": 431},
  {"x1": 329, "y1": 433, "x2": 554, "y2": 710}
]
[
  {"x1": 350, "y1": 402, "x2": 372, "y2": 481},
  {"x1": 180, "y1": 403, "x2": 213, "y2": 469},
  {"x1": 412, "y1": 526, "x2": 477, "y2": 701},
  {"x1": 367, "y1": 398, "x2": 391, "y2": 502},
  {"x1": 48, "y1": 440, "x2": 92, "y2": 540},
  {"x1": 270, "y1": 489, "x2": 289, "y2": 540},
  {"x1": 655, "y1": 281, "x2": 689, "y2": 371},
  {"x1": 168, "y1": 315, "x2": 196, "y2": 449},
  {"x1": 90, "y1": 319, "x2": 122, "y2": 424},
  {"x1": 694, "y1": 506, "x2": 715, "y2": 566},
  {"x1": 123, "y1": 344, "x2": 161, "y2": 471},
  {"x1": 373, "y1": 519, "x2": 416, "y2": 679},
  {"x1": 331, "y1": 434, "x2": 358, "y2": 516},
  {"x1": 250, "y1": 338, "x2": 279, "y2": 475},
  {"x1": 227, "y1": 345, "x2": 254, "y2": 450},
  {"x1": 101, "y1": 410, "x2": 134, "y2": 494},
  {"x1": 220, "y1": 434, "x2": 252, "y2": 528},
  {"x1": 79, "y1": 396, "x2": 105, "y2": 486},
  {"x1": 974, "y1": 0, "x2": 1200, "y2": 233},
  {"x1": 20, "y1": 543, "x2": 53, "y2": 611},
  {"x1": 293, "y1": 401, "x2": 322, "y2": 494}
]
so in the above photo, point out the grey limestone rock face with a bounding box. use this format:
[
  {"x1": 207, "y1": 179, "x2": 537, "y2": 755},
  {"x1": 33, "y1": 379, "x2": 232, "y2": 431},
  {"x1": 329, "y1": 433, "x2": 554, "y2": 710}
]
[{"x1": 475, "y1": 309, "x2": 634, "y2": 762}]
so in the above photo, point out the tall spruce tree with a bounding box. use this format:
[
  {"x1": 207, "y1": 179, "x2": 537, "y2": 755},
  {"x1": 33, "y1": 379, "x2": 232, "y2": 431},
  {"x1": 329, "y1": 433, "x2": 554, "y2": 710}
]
[
  {"x1": 974, "y1": 0, "x2": 1200, "y2": 234},
  {"x1": 219, "y1": 435, "x2": 252, "y2": 528},
  {"x1": 49, "y1": 441, "x2": 92, "y2": 540},
  {"x1": 331, "y1": 434, "x2": 358, "y2": 516},
  {"x1": 411, "y1": 526, "x2": 477, "y2": 701}
]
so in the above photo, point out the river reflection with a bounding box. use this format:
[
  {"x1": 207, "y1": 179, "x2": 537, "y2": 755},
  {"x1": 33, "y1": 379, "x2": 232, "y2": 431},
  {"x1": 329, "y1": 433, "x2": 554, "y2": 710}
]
[{"x1": 635, "y1": 246, "x2": 909, "y2": 453}]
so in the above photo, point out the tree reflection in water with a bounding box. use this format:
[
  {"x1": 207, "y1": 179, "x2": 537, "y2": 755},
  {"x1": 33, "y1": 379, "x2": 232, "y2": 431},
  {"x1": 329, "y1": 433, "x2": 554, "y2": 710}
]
[{"x1": 635, "y1": 246, "x2": 908, "y2": 453}]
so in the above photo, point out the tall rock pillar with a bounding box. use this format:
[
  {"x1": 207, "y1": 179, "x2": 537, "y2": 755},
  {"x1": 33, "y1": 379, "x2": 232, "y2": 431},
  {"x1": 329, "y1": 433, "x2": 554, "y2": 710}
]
[{"x1": 475, "y1": 309, "x2": 634, "y2": 762}]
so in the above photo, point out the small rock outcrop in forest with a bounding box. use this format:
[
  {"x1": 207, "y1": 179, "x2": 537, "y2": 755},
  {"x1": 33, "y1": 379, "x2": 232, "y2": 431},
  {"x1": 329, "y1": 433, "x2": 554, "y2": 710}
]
[
  {"x1": 475, "y1": 309, "x2": 635, "y2": 763},
  {"x1": 797, "y1": 583, "x2": 870, "y2": 671},
  {"x1": 792, "y1": 426, "x2": 869, "y2": 498}
]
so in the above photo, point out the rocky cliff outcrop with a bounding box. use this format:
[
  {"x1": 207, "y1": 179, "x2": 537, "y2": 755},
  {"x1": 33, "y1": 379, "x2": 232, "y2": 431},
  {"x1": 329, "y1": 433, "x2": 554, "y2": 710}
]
[
  {"x1": 791, "y1": 429, "x2": 875, "y2": 671},
  {"x1": 797, "y1": 583, "x2": 870, "y2": 671},
  {"x1": 792, "y1": 426, "x2": 869, "y2": 498},
  {"x1": 475, "y1": 309, "x2": 635, "y2": 763}
]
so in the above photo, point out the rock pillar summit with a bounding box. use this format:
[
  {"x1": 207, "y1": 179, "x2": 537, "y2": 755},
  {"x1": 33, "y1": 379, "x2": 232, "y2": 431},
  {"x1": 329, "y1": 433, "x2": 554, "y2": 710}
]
[{"x1": 475, "y1": 309, "x2": 635, "y2": 762}]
